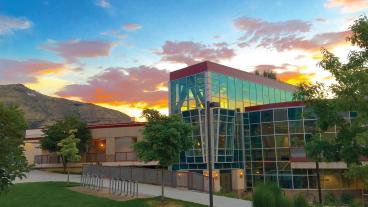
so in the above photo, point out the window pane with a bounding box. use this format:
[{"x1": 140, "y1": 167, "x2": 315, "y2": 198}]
[
  {"x1": 288, "y1": 107, "x2": 302, "y2": 120},
  {"x1": 261, "y1": 110, "x2": 273, "y2": 122},
  {"x1": 263, "y1": 149, "x2": 276, "y2": 161},
  {"x1": 250, "y1": 112, "x2": 260, "y2": 124},
  {"x1": 275, "y1": 121, "x2": 288, "y2": 134},
  {"x1": 290, "y1": 134, "x2": 305, "y2": 147},
  {"x1": 261, "y1": 122, "x2": 274, "y2": 135},
  {"x1": 274, "y1": 108, "x2": 288, "y2": 121},
  {"x1": 262, "y1": 135, "x2": 275, "y2": 148},
  {"x1": 275, "y1": 135, "x2": 289, "y2": 148},
  {"x1": 289, "y1": 121, "x2": 303, "y2": 133},
  {"x1": 277, "y1": 149, "x2": 290, "y2": 161}
]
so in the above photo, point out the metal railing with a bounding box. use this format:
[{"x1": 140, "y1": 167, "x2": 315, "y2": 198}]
[
  {"x1": 82, "y1": 165, "x2": 208, "y2": 192},
  {"x1": 86, "y1": 153, "x2": 106, "y2": 162},
  {"x1": 34, "y1": 155, "x2": 62, "y2": 164},
  {"x1": 115, "y1": 152, "x2": 137, "y2": 161}
]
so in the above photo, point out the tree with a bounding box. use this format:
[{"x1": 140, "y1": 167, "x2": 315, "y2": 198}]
[
  {"x1": 41, "y1": 116, "x2": 91, "y2": 171},
  {"x1": 57, "y1": 129, "x2": 81, "y2": 184},
  {"x1": 294, "y1": 15, "x2": 368, "y2": 192},
  {"x1": 255, "y1": 70, "x2": 277, "y2": 80},
  {"x1": 0, "y1": 103, "x2": 29, "y2": 193},
  {"x1": 134, "y1": 109, "x2": 193, "y2": 201}
]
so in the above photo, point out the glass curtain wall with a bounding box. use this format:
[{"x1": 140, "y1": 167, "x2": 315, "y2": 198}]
[{"x1": 170, "y1": 70, "x2": 294, "y2": 172}]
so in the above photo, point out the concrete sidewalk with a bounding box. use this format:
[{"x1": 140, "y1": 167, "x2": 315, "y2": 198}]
[{"x1": 16, "y1": 170, "x2": 252, "y2": 207}]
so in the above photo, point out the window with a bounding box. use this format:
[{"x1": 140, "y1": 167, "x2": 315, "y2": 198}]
[
  {"x1": 277, "y1": 149, "x2": 290, "y2": 161},
  {"x1": 275, "y1": 121, "x2": 288, "y2": 134},
  {"x1": 250, "y1": 112, "x2": 260, "y2": 124},
  {"x1": 289, "y1": 121, "x2": 303, "y2": 133},
  {"x1": 263, "y1": 149, "x2": 276, "y2": 161},
  {"x1": 261, "y1": 110, "x2": 273, "y2": 122},
  {"x1": 290, "y1": 134, "x2": 305, "y2": 147},
  {"x1": 274, "y1": 108, "x2": 288, "y2": 121},
  {"x1": 262, "y1": 135, "x2": 275, "y2": 148},
  {"x1": 261, "y1": 122, "x2": 274, "y2": 135},
  {"x1": 288, "y1": 107, "x2": 302, "y2": 120},
  {"x1": 275, "y1": 135, "x2": 289, "y2": 148}
]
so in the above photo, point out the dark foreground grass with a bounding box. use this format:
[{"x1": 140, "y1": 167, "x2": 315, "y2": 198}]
[{"x1": 0, "y1": 182, "x2": 205, "y2": 207}]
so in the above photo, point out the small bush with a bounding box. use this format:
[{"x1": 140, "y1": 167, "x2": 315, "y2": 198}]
[
  {"x1": 324, "y1": 192, "x2": 339, "y2": 206},
  {"x1": 340, "y1": 192, "x2": 354, "y2": 205},
  {"x1": 293, "y1": 193, "x2": 309, "y2": 207},
  {"x1": 253, "y1": 183, "x2": 291, "y2": 207},
  {"x1": 253, "y1": 186, "x2": 276, "y2": 207}
]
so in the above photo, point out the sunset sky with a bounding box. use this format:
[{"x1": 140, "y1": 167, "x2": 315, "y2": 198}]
[{"x1": 1, "y1": 0, "x2": 367, "y2": 119}]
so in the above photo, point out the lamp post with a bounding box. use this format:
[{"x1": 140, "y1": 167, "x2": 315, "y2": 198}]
[{"x1": 206, "y1": 101, "x2": 219, "y2": 207}]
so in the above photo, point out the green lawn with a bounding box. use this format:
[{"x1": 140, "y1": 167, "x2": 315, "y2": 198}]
[{"x1": 0, "y1": 182, "x2": 205, "y2": 207}]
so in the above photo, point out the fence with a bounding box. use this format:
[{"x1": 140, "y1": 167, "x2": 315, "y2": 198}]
[
  {"x1": 34, "y1": 155, "x2": 62, "y2": 164},
  {"x1": 82, "y1": 165, "x2": 210, "y2": 192}
]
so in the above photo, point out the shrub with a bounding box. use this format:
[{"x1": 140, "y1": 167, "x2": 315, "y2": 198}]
[
  {"x1": 324, "y1": 192, "x2": 338, "y2": 206},
  {"x1": 253, "y1": 186, "x2": 276, "y2": 207},
  {"x1": 253, "y1": 183, "x2": 291, "y2": 207},
  {"x1": 340, "y1": 192, "x2": 353, "y2": 205},
  {"x1": 292, "y1": 193, "x2": 309, "y2": 207}
]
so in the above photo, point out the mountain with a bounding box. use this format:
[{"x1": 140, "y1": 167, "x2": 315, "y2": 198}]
[{"x1": 0, "y1": 84, "x2": 132, "y2": 128}]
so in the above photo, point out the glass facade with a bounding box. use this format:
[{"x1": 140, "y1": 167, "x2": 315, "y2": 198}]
[
  {"x1": 169, "y1": 64, "x2": 361, "y2": 190},
  {"x1": 170, "y1": 69, "x2": 295, "y2": 173},
  {"x1": 244, "y1": 106, "x2": 358, "y2": 190}
]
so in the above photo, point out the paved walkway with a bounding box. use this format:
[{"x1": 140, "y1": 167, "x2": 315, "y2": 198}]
[{"x1": 16, "y1": 170, "x2": 252, "y2": 207}]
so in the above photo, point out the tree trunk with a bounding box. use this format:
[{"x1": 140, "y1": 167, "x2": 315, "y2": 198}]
[
  {"x1": 161, "y1": 167, "x2": 164, "y2": 202},
  {"x1": 316, "y1": 161, "x2": 322, "y2": 204},
  {"x1": 67, "y1": 166, "x2": 70, "y2": 185}
]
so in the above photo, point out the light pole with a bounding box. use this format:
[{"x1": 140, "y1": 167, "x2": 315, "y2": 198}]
[{"x1": 206, "y1": 101, "x2": 219, "y2": 207}]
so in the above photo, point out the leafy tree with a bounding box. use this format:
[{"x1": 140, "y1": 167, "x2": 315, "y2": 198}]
[
  {"x1": 57, "y1": 129, "x2": 81, "y2": 184},
  {"x1": 41, "y1": 116, "x2": 91, "y2": 170},
  {"x1": 255, "y1": 70, "x2": 277, "y2": 80},
  {"x1": 294, "y1": 15, "x2": 368, "y2": 194},
  {"x1": 134, "y1": 109, "x2": 192, "y2": 201},
  {"x1": 0, "y1": 103, "x2": 29, "y2": 193}
]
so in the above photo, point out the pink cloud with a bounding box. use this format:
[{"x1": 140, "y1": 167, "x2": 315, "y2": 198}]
[
  {"x1": 0, "y1": 59, "x2": 66, "y2": 84},
  {"x1": 157, "y1": 41, "x2": 236, "y2": 65},
  {"x1": 56, "y1": 66, "x2": 169, "y2": 108},
  {"x1": 262, "y1": 30, "x2": 351, "y2": 52},
  {"x1": 41, "y1": 39, "x2": 115, "y2": 63},
  {"x1": 234, "y1": 16, "x2": 311, "y2": 45},
  {"x1": 123, "y1": 23, "x2": 142, "y2": 31},
  {"x1": 325, "y1": 0, "x2": 368, "y2": 13}
]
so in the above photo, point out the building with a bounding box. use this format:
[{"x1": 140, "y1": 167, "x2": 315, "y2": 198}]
[
  {"x1": 24, "y1": 122, "x2": 158, "y2": 168},
  {"x1": 243, "y1": 101, "x2": 362, "y2": 194},
  {"x1": 169, "y1": 61, "x2": 363, "y2": 195},
  {"x1": 169, "y1": 61, "x2": 295, "y2": 189}
]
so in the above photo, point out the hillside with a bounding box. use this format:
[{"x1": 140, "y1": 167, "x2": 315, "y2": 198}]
[{"x1": 0, "y1": 84, "x2": 132, "y2": 128}]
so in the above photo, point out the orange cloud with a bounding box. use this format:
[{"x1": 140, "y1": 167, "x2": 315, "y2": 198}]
[
  {"x1": 56, "y1": 66, "x2": 169, "y2": 109},
  {"x1": 0, "y1": 59, "x2": 66, "y2": 84},
  {"x1": 325, "y1": 0, "x2": 368, "y2": 13},
  {"x1": 277, "y1": 72, "x2": 315, "y2": 85},
  {"x1": 41, "y1": 39, "x2": 115, "y2": 63}
]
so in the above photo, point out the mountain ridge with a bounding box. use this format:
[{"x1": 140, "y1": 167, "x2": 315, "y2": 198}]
[{"x1": 0, "y1": 84, "x2": 132, "y2": 128}]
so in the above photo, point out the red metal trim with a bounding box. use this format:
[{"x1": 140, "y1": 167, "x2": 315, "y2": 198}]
[
  {"x1": 25, "y1": 137, "x2": 43, "y2": 140},
  {"x1": 290, "y1": 157, "x2": 309, "y2": 162},
  {"x1": 244, "y1": 101, "x2": 305, "y2": 111},
  {"x1": 87, "y1": 122, "x2": 145, "y2": 129},
  {"x1": 169, "y1": 61, "x2": 296, "y2": 91}
]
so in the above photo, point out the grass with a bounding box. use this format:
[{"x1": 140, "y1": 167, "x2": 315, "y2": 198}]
[
  {"x1": 0, "y1": 182, "x2": 205, "y2": 207},
  {"x1": 214, "y1": 190, "x2": 252, "y2": 201}
]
